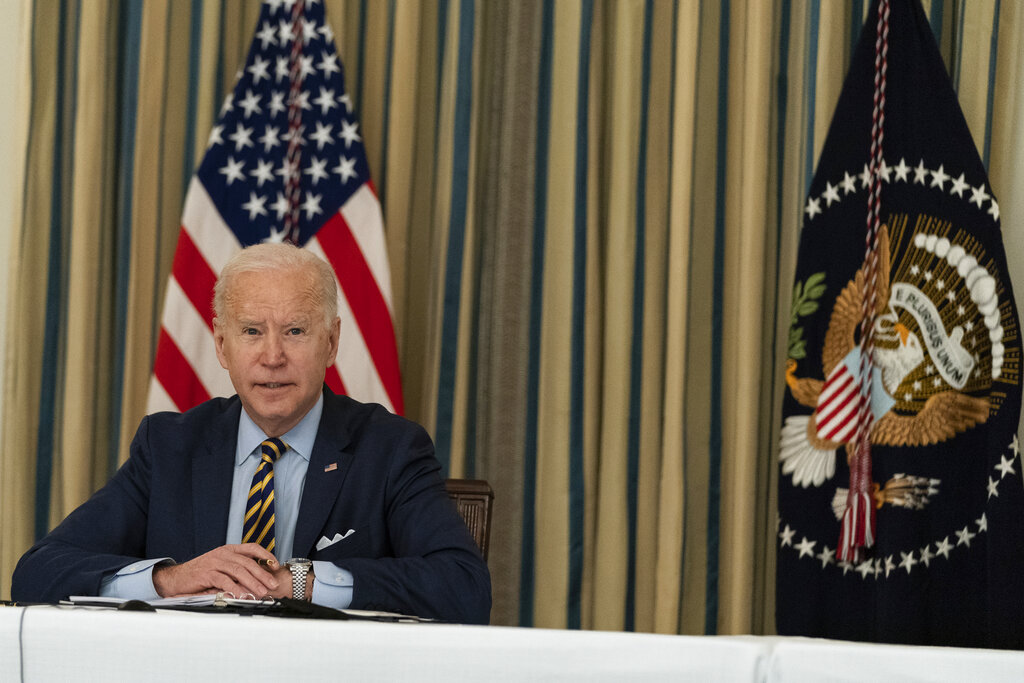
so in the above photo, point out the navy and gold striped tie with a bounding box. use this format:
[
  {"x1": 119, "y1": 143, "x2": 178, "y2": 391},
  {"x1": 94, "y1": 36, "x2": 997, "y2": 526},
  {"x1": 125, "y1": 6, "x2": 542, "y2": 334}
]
[{"x1": 242, "y1": 438, "x2": 287, "y2": 552}]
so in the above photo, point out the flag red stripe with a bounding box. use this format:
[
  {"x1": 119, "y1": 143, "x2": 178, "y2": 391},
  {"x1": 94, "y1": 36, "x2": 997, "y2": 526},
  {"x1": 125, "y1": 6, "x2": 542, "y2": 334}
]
[
  {"x1": 325, "y1": 363, "x2": 347, "y2": 396},
  {"x1": 153, "y1": 328, "x2": 212, "y2": 410},
  {"x1": 171, "y1": 228, "x2": 219, "y2": 329},
  {"x1": 316, "y1": 211, "x2": 404, "y2": 414}
]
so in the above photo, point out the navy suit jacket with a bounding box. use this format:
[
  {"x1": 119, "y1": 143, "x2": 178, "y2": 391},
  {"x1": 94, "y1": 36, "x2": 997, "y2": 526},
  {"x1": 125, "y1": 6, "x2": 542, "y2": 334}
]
[{"x1": 12, "y1": 389, "x2": 491, "y2": 624}]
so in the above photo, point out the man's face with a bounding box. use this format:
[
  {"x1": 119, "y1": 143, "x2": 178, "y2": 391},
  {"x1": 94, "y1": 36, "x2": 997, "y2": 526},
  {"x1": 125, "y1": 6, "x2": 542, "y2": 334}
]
[{"x1": 214, "y1": 268, "x2": 340, "y2": 437}]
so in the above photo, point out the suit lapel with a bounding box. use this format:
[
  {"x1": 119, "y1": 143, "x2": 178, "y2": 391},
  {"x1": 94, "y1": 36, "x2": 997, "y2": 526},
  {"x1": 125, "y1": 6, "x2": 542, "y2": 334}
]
[
  {"x1": 293, "y1": 391, "x2": 355, "y2": 557},
  {"x1": 191, "y1": 399, "x2": 241, "y2": 555}
]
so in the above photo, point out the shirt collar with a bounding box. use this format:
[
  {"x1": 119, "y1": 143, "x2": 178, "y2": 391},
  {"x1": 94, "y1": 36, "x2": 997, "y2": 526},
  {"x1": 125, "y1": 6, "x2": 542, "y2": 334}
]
[{"x1": 235, "y1": 393, "x2": 324, "y2": 465}]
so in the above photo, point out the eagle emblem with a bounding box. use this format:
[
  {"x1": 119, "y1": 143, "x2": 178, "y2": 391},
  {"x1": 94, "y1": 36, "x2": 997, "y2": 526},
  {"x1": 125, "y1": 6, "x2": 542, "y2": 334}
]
[{"x1": 781, "y1": 217, "x2": 1010, "y2": 514}]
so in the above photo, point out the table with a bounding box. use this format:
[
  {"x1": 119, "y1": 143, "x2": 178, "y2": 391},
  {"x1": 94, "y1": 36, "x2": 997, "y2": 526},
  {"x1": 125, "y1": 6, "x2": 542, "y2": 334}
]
[{"x1": 2, "y1": 605, "x2": 1022, "y2": 681}]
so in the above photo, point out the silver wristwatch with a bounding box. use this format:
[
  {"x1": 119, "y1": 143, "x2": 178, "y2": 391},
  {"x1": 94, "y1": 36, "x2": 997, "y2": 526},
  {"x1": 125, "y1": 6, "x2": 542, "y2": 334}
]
[{"x1": 284, "y1": 558, "x2": 313, "y2": 601}]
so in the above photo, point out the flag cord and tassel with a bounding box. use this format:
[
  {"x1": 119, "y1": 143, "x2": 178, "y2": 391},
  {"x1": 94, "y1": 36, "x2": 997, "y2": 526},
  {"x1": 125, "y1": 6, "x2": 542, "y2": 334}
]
[
  {"x1": 284, "y1": 0, "x2": 307, "y2": 244},
  {"x1": 839, "y1": 0, "x2": 890, "y2": 564}
]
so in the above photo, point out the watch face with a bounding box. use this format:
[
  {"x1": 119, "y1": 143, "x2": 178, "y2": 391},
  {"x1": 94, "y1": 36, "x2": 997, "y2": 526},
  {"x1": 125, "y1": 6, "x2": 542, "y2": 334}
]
[{"x1": 286, "y1": 557, "x2": 312, "y2": 568}]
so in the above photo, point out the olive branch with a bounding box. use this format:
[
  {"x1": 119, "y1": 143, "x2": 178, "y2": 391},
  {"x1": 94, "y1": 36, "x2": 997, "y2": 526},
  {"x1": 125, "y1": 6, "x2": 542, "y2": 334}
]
[{"x1": 788, "y1": 272, "x2": 826, "y2": 360}]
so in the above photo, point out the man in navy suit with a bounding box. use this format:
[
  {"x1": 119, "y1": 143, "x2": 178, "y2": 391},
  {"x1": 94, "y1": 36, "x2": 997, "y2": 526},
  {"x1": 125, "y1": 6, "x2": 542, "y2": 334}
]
[{"x1": 12, "y1": 243, "x2": 490, "y2": 625}]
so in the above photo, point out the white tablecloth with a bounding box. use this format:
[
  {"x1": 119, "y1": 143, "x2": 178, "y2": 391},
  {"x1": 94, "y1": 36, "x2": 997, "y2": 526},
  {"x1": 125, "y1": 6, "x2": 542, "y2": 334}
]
[
  {"x1": 2, "y1": 606, "x2": 1022, "y2": 682},
  {"x1": 0, "y1": 605, "x2": 770, "y2": 682}
]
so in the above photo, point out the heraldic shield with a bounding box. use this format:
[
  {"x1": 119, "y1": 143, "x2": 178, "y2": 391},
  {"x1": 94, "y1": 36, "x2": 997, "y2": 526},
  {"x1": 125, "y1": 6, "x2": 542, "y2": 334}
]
[{"x1": 776, "y1": 0, "x2": 1024, "y2": 649}]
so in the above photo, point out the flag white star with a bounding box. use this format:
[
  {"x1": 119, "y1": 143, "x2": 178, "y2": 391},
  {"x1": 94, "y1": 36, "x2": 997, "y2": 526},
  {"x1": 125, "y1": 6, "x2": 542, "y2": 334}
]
[
  {"x1": 823, "y1": 182, "x2": 840, "y2": 207},
  {"x1": 282, "y1": 124, "x2": 306, "y2": 147},
  {"x1": 256, "y1": 22, "x2": 278, "y2": 50},
  {"x1": 988, "y1": 199, "x2": 1000, "y2": 221},
  {"x1": 970, "y1": 184, "x2": 990, "y2": 208},
  {"x1": 956, "y1": 526, "x2": 976, "y2": 547},
  {"x1": 259, "y1": 125, "x2": 281, "y2": 153},
  {"x1": 313, "y1": 86, "x2": 337, "y2": 115},
  {"x1": 301, "y1": 17, "x2": 319, "y2": 45},
  {"x1": 304, "y1": 156, "x2": 329, "y2": 185},
  {"x1": 278, "y1": 18, "x2": 297, "y2": 44},
  {"x1": 270, "y1": 192, "x2": 290, "y2": 220},
  {"x1": 268, "y1": 91, "x2": 287, "y2": 118},
  {"x1": 877, "y1": 158, "x2": 892, "y2": 183},
  {"x1": 228, "y1": 122, "x2": 255, "y2": 151},
  {"x1": 219, "y1": 156, "x2": 246, "y2": 185},
  {"x1": 1011, "y1": 434, "x2": 1020, "y2": 457},
  {"x1": 859, "y1": 163, "x2": 872, "y2": 188},
  {"x1": 238, "y1": 89, "x2": 262, "y2": 118},
  {"x1": 841, "y1": 171, "x2": 857, "y2": 194},
  {"x1": 976, "y1": 513, "x2": 988, "y2": 533},
  {"x1": 340, "y1": 119, "x2": 362, "y2": 147},
  {"x1": 935, "y1": 536, "x2": 953, "y2": 559},
  {"x1": 893, "y1": 157, "x2": 910, "y2": 182},
  {"x1": 816, "y1": 545, "x2": 835, "y2": 568},
  {"x1": 318, "y1": 21, "x2": 334, "y2": 43},
  {"x1": 855, "y1": 559, "x2": 874, "y2": 579},
  {"x1": 242, "y1": 191, "x2": 268, "y2": 220},
  {"x1": 779, "y1": 524, "x2": 795, "y2": 547},
  {"x1": 219, "y1": 93, "x2": 233, "y2": 116},
  {"x1": 248, "y1": 55, "x2": 271, "y2": 84},
  {"x1": 996, "y1": 453, "x2": 1017, "y2": 478},
  {"x1": 949, "y1": 173, "x2": 968, "y2": 197},
  {"x1": 265, "y1": 224, "x2": 289, "y2": 244},
  {"x1": 795, "y1": 536, "x2": 816, "y2": 558},
  {"x1": 913, "y1": 160, "x2": 929, "y2": 184},
  {"x1": 919, "y1": 544, "x2": 934, "y2": 567},
  {"x1": 338, "y1": 93, "x2": 353, "y2": 112},
  {"x1": 275, "y1": 55, "x2": 290, "y2": 83},
  {"x1": 804, "y1": 196, "x2": 821, "y2": 219},
  {"x1": 289, "y1": 90, "x2": 312, "y2": 111},
  {"x1": 301, "y1": 192, "x2": 323, "y2": 219},
  {"x1": 899, "y1": 551, "x2": 917, "y2": 574},
  {"x1": 930, "y1": 164, "x2": 949, "y2": 190},
  {"x1": 299, "y1": 54, "x2": 317, "y2": 80},
  {"x1": 333, "y1": 156, "x2": 357, "y2": 183},
  {"x1": 276, "y1": 158, "x2": 300, "y2": 182},
  {"x1": 250, "y1": 159, "x2": 276, "y2": 187},
  {"x1": 310, "y1": 122, "x2": 335, "y2": 150},
  {"x1": 207, "y1": 124, "x2": 224, "y2": 148},
  {"x1": 318, "y1": 51, "x2": 341, "y2": 77},
  {"x1": 884, "y1": 555, "x2": 896, "y2": 577},
  {"x1": 987, "y1": 476, "x2": 999, "y2": 499}
]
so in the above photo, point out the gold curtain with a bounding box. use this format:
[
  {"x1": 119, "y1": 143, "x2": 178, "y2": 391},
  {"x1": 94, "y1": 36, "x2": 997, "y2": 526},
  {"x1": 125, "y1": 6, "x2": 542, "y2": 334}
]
[{"x1": 4, "y1": 0, "x2": 1023, "y2": 636}]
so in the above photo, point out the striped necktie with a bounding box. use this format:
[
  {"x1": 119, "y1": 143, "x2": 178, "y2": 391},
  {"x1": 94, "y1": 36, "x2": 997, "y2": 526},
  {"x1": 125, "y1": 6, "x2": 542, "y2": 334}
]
[{"x1": 242, "y1": 437, "x2": 288, "y2": 551}]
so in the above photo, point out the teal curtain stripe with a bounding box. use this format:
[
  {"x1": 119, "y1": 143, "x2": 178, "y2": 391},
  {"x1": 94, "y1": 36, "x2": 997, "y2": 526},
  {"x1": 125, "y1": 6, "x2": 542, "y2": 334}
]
[
  {"x1": 928, "y1": 0, "x2": 944, "y2": 50},
  {"x1": 566, "y1": 0, "x2": 594, "y2": 632},
  {"x1": 849, "y1": 0, "x2": 864, "y2": 58},
  {"x1": 108, "y1": 0, "x2": 143, "y2": 477},
  {"x1": 213, "y1": 1, "x2": 226, "y2": 121},
  {"x1": 520, "y1": 0, "x2": 554, "y2": 629},
  {"x1": 802, "y1": 0, "x2": 820, "y2": 195},
  {"x1": 433, "y1": 0, "x2": 475, "y2": 473},
  {"x1": 981, "y1": 0, "x2": 1000, "y2": 171},
  {"x1": 623, "y1": 0, "x2": 654, "y2": 634},
  {"x1": 376, "y1": 0, "x2": 396, "y2": 208},
  {"x1": 356, "y1": 0, "x2": 367, "y2": 120},
  {"x1": 952, "y1": 0, "x2": 965, "y2": 91},
  {"x1": 705, "y1": 0, "x2": 730, "y2": 636},
  {"x1": 183, "y1": 0, "x2": 203, "y2": 183},
  {"x1": 35, "y1": 0, "x2": 73, "y2": 541}
]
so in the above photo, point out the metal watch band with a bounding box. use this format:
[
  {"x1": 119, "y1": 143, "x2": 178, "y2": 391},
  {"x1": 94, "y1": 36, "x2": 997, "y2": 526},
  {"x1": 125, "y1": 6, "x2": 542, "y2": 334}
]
[{"x1": 289, "y1": 563, "x2": 309, "y2": 601}]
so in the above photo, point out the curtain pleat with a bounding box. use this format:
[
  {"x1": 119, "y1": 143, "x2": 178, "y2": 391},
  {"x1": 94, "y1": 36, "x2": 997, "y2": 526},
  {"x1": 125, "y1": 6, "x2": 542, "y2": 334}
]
[{"x1": 4, "y1": 0, "x2": 1023, "y2": 635}]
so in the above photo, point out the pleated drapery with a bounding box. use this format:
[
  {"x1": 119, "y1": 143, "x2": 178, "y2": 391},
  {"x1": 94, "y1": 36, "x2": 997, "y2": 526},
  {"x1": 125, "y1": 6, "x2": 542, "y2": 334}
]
[{"x1": 4, "y1": 0, "x2": 1024, "y2": 636}]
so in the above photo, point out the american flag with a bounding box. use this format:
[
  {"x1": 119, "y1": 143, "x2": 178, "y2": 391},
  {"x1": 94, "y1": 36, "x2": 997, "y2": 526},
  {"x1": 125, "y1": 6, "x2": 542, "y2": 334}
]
[{"x1": 147, "y1": 0, "x2": 404, "y2": 416}]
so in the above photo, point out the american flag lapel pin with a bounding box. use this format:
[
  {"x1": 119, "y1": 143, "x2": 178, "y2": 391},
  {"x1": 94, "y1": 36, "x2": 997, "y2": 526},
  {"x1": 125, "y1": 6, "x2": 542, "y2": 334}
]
[{"x1": 324, "y1": 462, "x2": 338, "y2": 472}]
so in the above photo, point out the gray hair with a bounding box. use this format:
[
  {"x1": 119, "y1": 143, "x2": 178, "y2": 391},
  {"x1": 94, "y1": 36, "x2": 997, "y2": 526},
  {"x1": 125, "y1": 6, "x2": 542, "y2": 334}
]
[{"x1": 213, "y1": 242, "x2": 339, "y2": 327}]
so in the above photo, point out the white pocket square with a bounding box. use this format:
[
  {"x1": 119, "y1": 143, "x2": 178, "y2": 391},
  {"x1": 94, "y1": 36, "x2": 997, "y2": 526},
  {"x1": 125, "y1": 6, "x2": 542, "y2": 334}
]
[{"x1": 316, "y1": 529, "x2": 356, "y2": 551}]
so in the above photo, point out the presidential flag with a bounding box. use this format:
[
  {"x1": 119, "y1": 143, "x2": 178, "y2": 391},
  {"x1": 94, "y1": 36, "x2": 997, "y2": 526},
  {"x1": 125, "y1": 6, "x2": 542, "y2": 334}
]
[
  {"x1": 777, "y1": 0, "x2": 1024, "y2": 648},
  {"x1": 148, "y1": 0, "x2": 404, "y2": 416}
]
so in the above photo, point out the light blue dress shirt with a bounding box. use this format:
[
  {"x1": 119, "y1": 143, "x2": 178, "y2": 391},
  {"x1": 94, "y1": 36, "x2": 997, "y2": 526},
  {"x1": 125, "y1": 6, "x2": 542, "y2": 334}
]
[{"x1": 101, "y1": 395, "x2": 354, "y2": 606}]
